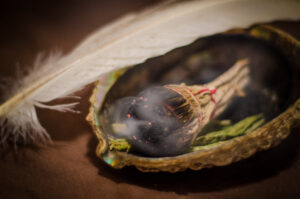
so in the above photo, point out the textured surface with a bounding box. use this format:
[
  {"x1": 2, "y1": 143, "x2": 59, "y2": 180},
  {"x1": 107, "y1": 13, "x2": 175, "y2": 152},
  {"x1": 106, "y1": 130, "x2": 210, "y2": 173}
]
[
  {"x1": 88, "y1": 57, "x2": 299, "y2": 172},
  {"x1": 1, "y1": 0, "x2": 300, "y2": 199}
]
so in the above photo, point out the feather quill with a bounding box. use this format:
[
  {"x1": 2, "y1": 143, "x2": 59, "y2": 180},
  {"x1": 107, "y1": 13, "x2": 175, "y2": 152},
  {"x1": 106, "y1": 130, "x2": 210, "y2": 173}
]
[{"x1": 0, "y1": 0, "x2": 300, "y2": 145}]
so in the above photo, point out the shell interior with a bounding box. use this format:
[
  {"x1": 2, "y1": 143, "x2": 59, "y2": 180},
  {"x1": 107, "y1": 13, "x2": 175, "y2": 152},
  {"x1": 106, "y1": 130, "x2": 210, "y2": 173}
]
[{"x1": 87, "y1": 25, "x2": 300, "y2": 172}]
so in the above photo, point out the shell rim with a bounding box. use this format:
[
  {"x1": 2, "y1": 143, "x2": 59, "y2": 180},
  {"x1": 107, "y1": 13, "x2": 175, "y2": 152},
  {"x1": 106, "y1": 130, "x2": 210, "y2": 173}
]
[{"x1": 86, "y1": 25, "x2": 300, "y2": 172}]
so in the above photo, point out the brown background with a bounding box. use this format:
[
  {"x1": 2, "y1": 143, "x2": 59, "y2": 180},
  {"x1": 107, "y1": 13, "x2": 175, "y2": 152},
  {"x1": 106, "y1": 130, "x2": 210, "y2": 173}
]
[{"x1": 0, "y1": 1, "x2": 300, "y2": 199}]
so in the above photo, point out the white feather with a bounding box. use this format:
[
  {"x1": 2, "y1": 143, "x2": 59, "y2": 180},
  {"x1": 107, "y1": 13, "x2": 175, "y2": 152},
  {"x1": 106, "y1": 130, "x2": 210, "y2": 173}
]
[{"x1": 0, "y1": 0, "x2": 300, "y2": 145}]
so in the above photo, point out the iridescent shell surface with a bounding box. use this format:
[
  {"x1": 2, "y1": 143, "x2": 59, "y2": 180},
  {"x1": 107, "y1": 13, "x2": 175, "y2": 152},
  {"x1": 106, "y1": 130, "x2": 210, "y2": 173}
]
[{"x1": 87, "y1": 25, "x2": 300, "y2": 172}]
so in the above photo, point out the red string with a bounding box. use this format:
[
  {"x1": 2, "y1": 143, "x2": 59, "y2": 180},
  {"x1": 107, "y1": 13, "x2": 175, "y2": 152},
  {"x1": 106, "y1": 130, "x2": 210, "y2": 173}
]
[
  {"x1": 195, "y1": 87, "x2": 217, "y2": 120},
  {"x1": 195, "y1": 88, "x2": 217, "y2": 104},
  {"x1": 168, "y1": 85, "x2": 218, "y2": 128}
]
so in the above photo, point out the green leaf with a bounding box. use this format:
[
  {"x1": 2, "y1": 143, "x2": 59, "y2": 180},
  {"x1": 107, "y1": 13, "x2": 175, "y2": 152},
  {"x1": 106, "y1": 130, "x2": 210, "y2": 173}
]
[{"x1": 191, "y1": 114, "x2": 265, "y2": 151}]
